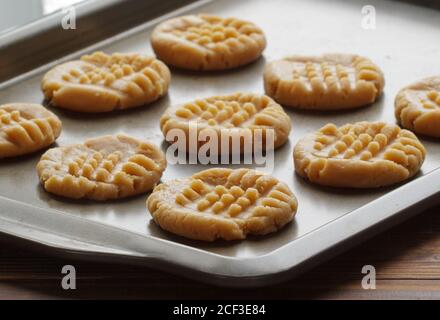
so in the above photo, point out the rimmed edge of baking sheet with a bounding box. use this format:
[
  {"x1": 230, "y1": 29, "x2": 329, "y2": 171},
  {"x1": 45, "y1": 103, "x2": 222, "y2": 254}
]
[{"x1": 1, "y1": 167, "x2": 439, "y2": 287}]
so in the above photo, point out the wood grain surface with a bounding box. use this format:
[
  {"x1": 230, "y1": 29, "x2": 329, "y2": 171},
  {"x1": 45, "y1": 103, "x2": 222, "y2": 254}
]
[{"x1": 0, "y1": 204, "x2": 439, "y2": 300}]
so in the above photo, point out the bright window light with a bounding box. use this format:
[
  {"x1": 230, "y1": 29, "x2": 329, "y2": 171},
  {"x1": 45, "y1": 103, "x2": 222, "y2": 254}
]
[{"x1": 42, "y1": 0, "x2": 87, "y2": 14}]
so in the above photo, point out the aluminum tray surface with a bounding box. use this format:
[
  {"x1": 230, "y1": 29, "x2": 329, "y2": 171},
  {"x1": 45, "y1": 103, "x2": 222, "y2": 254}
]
[{"x1": 0, "y1": 0, "x2": 440, "y2": 285}]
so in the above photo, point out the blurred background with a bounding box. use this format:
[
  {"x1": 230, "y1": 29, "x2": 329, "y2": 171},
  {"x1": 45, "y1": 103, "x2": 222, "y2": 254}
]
[
  {"x1": 1, "y1": 0, "x2": 439, "y2": 36},
  {"x1": 0, "y1": 0, "x2": 195, "y2": 82}
]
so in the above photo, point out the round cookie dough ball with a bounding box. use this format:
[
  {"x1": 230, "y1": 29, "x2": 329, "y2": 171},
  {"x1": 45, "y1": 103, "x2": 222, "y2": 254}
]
[{"x1": 151, "y1": 14, "x2": 266, "y2": 71}]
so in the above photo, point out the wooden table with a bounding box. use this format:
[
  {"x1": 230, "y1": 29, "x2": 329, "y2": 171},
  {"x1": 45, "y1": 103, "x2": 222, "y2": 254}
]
[{"x1": 0, "y1": 205, "x2": 439, "y2": 300}]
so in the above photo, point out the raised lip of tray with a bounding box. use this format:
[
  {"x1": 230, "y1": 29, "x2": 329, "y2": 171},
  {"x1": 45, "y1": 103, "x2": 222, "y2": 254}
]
[
  {"x1": 1, "y1": 0, "x2": 440, "y2": 287},
  {"x1": 0, "y1": 0, "x2": 198, "y2": 83},
  {"x1": 0, "y1": 0, "x2": 121, "y2": 45},
  {"x1": 0, "y1": 0, "x2": 210, "y2": 90},
  {"x1": 1, "y1": 167, "x2": 439, "y2": 286}
]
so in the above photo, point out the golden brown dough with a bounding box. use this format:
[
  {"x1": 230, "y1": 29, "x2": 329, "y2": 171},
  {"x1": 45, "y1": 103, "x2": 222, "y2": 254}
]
[
  {"x1": 395, "y1": 76, "x2": 440, "y2": 138},
  {"x1": 264, "y1": 53, "x2": 384, "y2": 110},
  {"x1": 151, "y1": 14, "x2": 266, "y2": 71},
  {"x1": 42, "y1": 51, "x2": 171, "y2": 113},
  {"x1": 0, "y1": 103, "x2": 62, "y2": 159},
  {"x1": 293, "y1": 122, "x2": 426, "y2": 188},
  {"x1": 37, "y1": 134, "x2": 166, "y2": 200},
  {"x1": 147, "y1": 168, "x2": 298, "y2": 241},
  {"x1": 160, "y1": 92, "x2": 291, "y2": 152}
]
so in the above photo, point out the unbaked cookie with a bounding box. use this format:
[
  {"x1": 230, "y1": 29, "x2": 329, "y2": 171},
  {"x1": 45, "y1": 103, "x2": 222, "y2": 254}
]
[
  {"x1": 151, "y1": 14, "x2": 266, "y2": 71},
  {"x1": 395, "y1": 76, "x2": 440, "y2": 138},
  {"x1": 264, "y1": 54, "x2": 384, "y2": 110},
  {"x1": 37, "y1": 134, "x2": 166, "y2": 200},
  {"x1": 147, "y1": 168, "x2": 297, "y2": 241},
  {"x1": 0, "y1": 103, "x2": 62, "y2": 159},
  {"x1": 160, "y1": 93, "x2": 291, "y2": 152},
  {"x1": 294, "y1": 122, "x2": 425, "y2": 188},
  {"x1": 41, "y1": 51, "x2": 171, "y2": 113}
]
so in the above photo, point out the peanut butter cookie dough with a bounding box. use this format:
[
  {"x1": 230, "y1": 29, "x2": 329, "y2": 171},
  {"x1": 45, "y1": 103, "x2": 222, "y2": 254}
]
[
  {"x1": 160, "y1": 92, "x2": 291, "y2": 152},
  {"x1": 37, "y1": 134, "x2": 166, "y2": 200},
  {"x1": 0, "y1": 103, "x2": 62, "y2": 159},
  {"x1": 42, "y1": 52, "x2": 171, "y2": 113},
  {"x1": 264, "y1": 54, "x2": 384, "y2": 110},
  {"x1": 395, "y1": 76, "x2": 440, "y2": 138},
  {"x1": 151, "y1": 14, "x2": 266, "y2": 71},
  {"x1": 293, "y1": 122, "x2": 426, "y2": 188},
  {"x1": 147, "y1": 168, "x2": 298, "y2": 241}
]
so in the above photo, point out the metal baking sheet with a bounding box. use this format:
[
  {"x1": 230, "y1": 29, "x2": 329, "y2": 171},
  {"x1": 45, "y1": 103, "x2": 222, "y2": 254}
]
[{"x1": 1, "y1": 0, "x2": 440, "y2": 286}]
